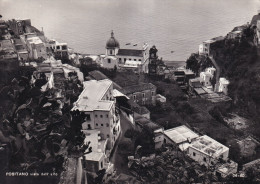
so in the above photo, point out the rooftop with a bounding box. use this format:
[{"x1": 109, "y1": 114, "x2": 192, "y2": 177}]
[
  {"x1": 88, "y1": 70, "x2": 122, "y2": 90},
  {"x1": 27, "y1": 36, "x2": 43, "y2": 45},
  {"x1": 164, "y1": 125, "x2": 199, "y2": 144},
  {"x1": 122, "y1": 83, "x2": 156, "y2": 94},
  {"x1": 113, "y1": 89, "x2": 129, "y2": 99},
  {"x1": 72, "y1": 79, "x2": 114, "y2": 112},
  {"x1": 117, "y1": 49, "x2": 143, "y2": 57},
  {"x1": 189, "y1": 135, "x2": 229, "y2": 158},
  {"x1": 219, "y1": 77, "x2": 230, "y2": 85},
  {"x1": 84, "y1": 152, "x2": 104, "y2": 161}
]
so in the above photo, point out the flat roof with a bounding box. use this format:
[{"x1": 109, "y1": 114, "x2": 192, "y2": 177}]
[
  {"x1": 220, "y1": 78, "x2": 230, "y2": 85},
  {"x1": 164, "y1": 125, "x2": 199, "y2": 144},
  {"x1": 190, "y1": 78, "x2": 200, "y2": 83},
  {"x1": 27, "y1": 36, "x2": 43, "y2": 45},
  {"x1": 72, "y1": 79, "x2": 114, "y2": 112},
  {"x1": 84, "y1": 152, "x2": 103, "y2": 161},
  {"x1": 189, "y1": 135, "x2": 229, "y2": 158},
  {"x1": 194, "y1": 88, "x2": 207, "y2": 95}
]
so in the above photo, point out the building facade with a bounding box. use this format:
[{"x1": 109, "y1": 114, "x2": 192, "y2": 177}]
[
  {"x1": 100, "y1": 31, "x2": 149, "y2": 73},
  {"x1": 122, "y1": 83, "x2": 157, "y2": 106},
  {"x1": 187, "y1": 135, "x2": 229, "y2": 167},
  {"x1": 71, "y1": 79, "x2": 121, "y2": 150},
  {"x1": 218, "y1": 77, "x2": 229, "y2": 95}
]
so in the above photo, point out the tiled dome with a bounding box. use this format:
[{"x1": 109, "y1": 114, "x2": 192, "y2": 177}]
[{"x1": 106, "y1": 31, "x2": 120, "y2": 48}]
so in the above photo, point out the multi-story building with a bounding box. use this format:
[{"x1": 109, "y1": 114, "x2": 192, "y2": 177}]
[
  {"x1": 19, "y1": 33, "x2": 47, "y2": 60},
  {"x1": 122, "y1": 83, "x2": 157, "y2": 106},
  {"x1": 71, "y1": 79, "x2": 121, "y2": 150},
  {"x1": 187, "y1": 135, "x2": 229, "y2": 167},
  {"x1": 199, "y1": 36, "x2": 224, "y2": 55},
  {"x1": 81, "y1": 129, "x2": 114, "y2": 175},
  {"x1": 164, "y1": 125, "x2": 199, "y2": 151},
  {"x1": 47, "y1": 39, "x2": 69, "y2": 60},
  {"x1": 200, "y1": 72, "x2": 212, "y2": 86},
  {"x1": 100, "y1": 31, "x2": 149, "y2": 73},
  {"x1": 218, "y1": 77, "x2": 229, "y2": 95},
  {"x1": 7, "y1": 19, "x2": 31, "y2": 36}
]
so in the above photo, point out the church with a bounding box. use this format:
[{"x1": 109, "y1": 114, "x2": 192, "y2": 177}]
[{"x1": 100, "y1": 31, "x2": 149, "y2": 73}]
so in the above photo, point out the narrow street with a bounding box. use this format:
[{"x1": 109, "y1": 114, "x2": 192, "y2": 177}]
[{"x1": 110, "y1": 112, "x2": 134, "y2": 174}]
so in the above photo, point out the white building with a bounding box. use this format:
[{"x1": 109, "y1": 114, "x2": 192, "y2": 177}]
[
  {"x1": 100, "y1": 31, "x2": 149, "y2": 73},
  {"x1": 205, "y1": 67, "x2": 216, "y2": 76},
  {"x1": 187, "y1": 135, "x2": 229, "y2": 167},
  {"x1": 81, "y1": 129, "x2": 114, "y2": 175},
  {"x1": 25, "y1": 36, "x2": 47, "y2": 59},
  {"x1": 199, "y1": 40, "x2": 215, "y2": 55},
  {"x1": 218, "y1": 77, "x2": 229, "y2": 95},
  {"x1": 164, "y1": 125, "x2": 199, "y2": 151},
  {"x1": 199, "y1": 36, "x2": 224, "y2": 55},
  {"x1": 47, "y1": 39, "x2": 69, "y2": 59},
  {"x1": 71, "y1": 79, "x2": 121, "y2": 150},
  {"x1": 200, "y1": 71, "x2": 213, "y2": 87}
]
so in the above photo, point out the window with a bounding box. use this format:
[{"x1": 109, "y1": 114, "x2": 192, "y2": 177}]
[
  {"x1": 133, "y1": 95, "x2": 136, "y2": 100},
  {"x1": 119, "y1": 58, "x2": 121, "y2": 62},
  {"x1": 88, "y1": 124, "x2": 91, "y2": 129},
  {"x1": 193, "y1": 152, "x2": 196, "y2": 157},
  {"x1": 203, "y1": 157, "x2": 207, "y2": 162},
  {"x1": 124, "y1": 58, "x2": 126, "y2": 61},
  {"x1": 142, "y1": 93, "x2": 145, "y2": 98},
  {"x1": 95, "y1": 114, "x2": 98, "y2": 118},
  {"x1": 106, "y1": 114, "x2": 109, "y2": 118},
  {"x1": 100, "y1": 115, "x2": 103, "y2": 118},
  {"x1": 62, "y1": 45, "x2": 67, "y2": 50},
  {"x1": 96, "y1": 123, "x2": 98, "y2": 126},
  {"x1": 107, "y1": 134, "x2": 109, "y2": 138},
  {"x1": 108, "y1": 59, "x2": 111, "y2": 63},
  {"x1": 110, "y1": 50, "x2": 112, "y2": 55},
  {"x1": 129, "y1": 58, "x2": 131, "y2": 61},
  {"x1": 138, "y1": 59, "x2": 141, "y2": 61},
  {"x1": 101, "y1": 124, "x2": 103, "y2": 126},
  {"x1": 151, "y1": 91, "x2": 155, "y2": 96},
  {"x1": 101, "y1": 161, "x2": 103, "y2": 168},
  {"x1": 56, "y1": 46, "x2": 60, "y2": 50},
  {"x1": 85, "y1": 114, "x2": 91, "y2": 121},
  {"x1": 106, "y1": 123, "x2": 109, "y2": 127},
  {"x1": 134, "y1": 59, "x2": 136, "y2": 61}
]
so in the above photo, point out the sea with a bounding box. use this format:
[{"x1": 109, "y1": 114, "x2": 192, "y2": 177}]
[{"x1": 1, "y1": 0, "x2": 260, "y2": 65}]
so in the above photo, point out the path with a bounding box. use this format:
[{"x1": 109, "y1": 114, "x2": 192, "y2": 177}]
[{"x1": 110, "y1": 112, "x2": 134, "y2": 174}]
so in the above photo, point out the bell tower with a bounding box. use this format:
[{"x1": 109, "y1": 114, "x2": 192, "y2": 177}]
[
  {"x1": 106, "y1": 30, "x2": 120, "y2": 56},
  {"x1": 148, "y1": 45, "x2": 158, "y2": 75}
]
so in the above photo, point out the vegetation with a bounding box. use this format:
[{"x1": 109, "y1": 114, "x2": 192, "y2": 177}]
[{"x1": 209, "y1": 27, "x2": 260, "y2": 140}]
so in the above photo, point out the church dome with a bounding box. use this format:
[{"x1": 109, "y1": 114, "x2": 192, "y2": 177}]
[{"x1": 106, "y1": 31, "x2": 120, "y2": 48}]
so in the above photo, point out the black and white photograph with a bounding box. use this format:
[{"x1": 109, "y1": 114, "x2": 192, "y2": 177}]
[{"x1": 0, "y1": 0, "x2": 260, "y2": 183}]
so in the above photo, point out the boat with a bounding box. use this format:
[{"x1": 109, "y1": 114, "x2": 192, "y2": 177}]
[
  {"x1": 133, "y1": 44, "x2": 137, "y2": 46},
  {"x1": 125, "y1": 43, "x2": 131, "y2": 45}
]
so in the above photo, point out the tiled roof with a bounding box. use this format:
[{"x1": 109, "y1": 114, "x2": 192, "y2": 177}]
[
  {"x1": 117, "y1": 49, "x2": 143, "y2": 57},
  {"x1": 88, "y1": 70, "x2": 122, "y2": 90},
  {"x1": 123, "y1": 83, "x2": 156, "y2": 94}
]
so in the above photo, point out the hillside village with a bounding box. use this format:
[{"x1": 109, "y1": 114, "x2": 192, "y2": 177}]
[{"x1": 0, "y1": 12, "x2": 260, "y2": 184}]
